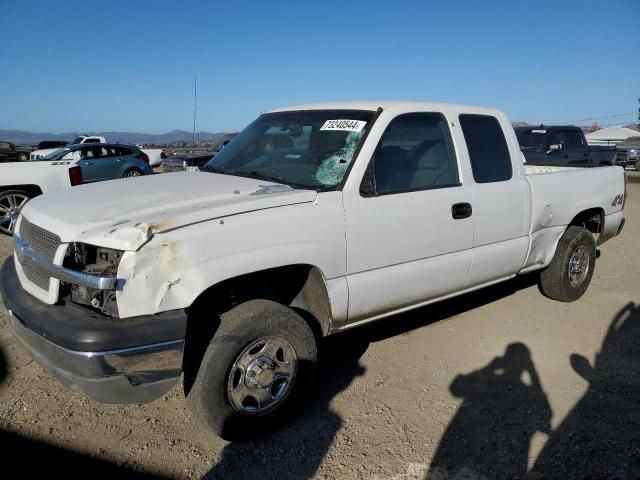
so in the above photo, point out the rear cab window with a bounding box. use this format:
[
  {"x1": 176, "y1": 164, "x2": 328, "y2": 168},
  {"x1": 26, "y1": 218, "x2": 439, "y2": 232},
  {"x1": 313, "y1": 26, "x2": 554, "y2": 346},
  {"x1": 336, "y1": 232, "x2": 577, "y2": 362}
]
[{"x1": 459, "y1": 114, "x2": 512, "y2": 183}]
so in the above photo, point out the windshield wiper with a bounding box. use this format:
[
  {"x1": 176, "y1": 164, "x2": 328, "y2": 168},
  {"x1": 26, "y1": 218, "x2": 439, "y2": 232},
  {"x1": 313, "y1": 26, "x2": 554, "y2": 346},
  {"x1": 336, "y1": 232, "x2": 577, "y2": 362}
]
[
  {"x1": 204, "y1": 167, "x2": 314, "y2": 190},
  {"x1": 231, "y1": 170, "x2": 289, "y2": 185},
  {"x1": 200, "y1": 165, "x2": 228, "y2": 174}
]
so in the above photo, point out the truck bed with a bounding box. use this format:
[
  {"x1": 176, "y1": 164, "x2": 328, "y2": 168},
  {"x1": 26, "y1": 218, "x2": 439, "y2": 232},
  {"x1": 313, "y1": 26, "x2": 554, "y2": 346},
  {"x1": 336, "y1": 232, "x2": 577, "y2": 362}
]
[{"x1": 521, "y1": 165, "x2": 625, "y2": 272}]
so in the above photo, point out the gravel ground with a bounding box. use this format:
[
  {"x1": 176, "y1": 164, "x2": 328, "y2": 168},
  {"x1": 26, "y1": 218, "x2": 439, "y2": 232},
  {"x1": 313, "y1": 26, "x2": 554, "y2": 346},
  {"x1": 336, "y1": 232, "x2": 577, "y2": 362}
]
[{"x1": 0, "y1": 185, "x2": 638, "y2": 479}]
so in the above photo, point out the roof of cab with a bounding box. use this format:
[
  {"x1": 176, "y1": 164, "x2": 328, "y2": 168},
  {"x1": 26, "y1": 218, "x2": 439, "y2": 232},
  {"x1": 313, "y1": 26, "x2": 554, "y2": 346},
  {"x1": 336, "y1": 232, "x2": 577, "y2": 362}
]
[{"x1": 266, "y1": 101, "x2": 502, "y2": 115}]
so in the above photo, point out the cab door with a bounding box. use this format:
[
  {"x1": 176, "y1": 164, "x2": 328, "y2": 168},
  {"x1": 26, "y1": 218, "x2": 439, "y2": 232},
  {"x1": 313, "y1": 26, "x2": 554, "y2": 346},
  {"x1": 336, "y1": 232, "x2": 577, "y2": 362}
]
[
  {"x1": 562, "y1": 129, "x2": 590, "y2": 166},
  {"x1": 458, "y1": 114, "x2": 529, "y2": 286},
  {"x1": 343, "y1": 112, "x2": 474, "y2": 323}
]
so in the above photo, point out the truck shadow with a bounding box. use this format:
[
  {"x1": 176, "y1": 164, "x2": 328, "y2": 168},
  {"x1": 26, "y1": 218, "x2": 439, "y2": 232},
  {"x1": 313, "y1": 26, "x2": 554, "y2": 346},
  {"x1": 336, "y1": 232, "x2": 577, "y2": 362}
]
[
  {"x1": 0, "y1": 429, "x2": 169, "y2": 479},
  {"x1": 203, "y1": 274, "x2": 540, "y2": 479},
  {"x1": 0, "y1": 344, "x2": 167, "y2": 479}
]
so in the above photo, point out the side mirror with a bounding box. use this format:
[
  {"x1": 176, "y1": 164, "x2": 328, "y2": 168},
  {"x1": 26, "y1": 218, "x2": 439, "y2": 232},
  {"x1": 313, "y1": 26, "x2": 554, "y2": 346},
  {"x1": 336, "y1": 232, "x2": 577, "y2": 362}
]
[{"x1": 546, "y1": 143, "x2": 564, "y2": 155}]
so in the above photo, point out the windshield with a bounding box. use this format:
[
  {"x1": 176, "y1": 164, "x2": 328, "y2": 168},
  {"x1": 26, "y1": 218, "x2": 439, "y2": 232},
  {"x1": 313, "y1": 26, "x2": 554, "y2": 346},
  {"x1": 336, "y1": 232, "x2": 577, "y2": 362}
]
[
  {"x1": 203, "y1": 110, "x2": 375, "y2": 190},
  {"x1": 70, "y1": 137, "x2": 85, "y2": 145},
  {"x1": 42, "y1": 147, "x2": 71, "y2": 160}
]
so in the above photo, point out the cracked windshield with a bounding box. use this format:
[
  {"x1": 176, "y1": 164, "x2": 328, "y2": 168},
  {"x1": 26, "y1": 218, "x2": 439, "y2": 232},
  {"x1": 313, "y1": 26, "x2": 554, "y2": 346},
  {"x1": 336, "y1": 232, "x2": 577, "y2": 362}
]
[{"x1": 203, "y1": 110, "x2": 374, "y2": 189}]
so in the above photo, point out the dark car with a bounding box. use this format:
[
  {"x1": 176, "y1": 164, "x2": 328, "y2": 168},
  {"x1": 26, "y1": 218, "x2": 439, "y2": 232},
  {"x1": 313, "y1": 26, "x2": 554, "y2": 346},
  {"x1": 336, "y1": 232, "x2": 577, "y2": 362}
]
[
  {"x1": 0, "y1": 141, "x2": 32, "y2": 162},
  {"x1": 515, "y1": 126, "x2": 617, "y2": 167},
  {"x1": 37, "y1": 140, "x2": 69, "y2": 150},
  {"x1": 163, "y1": 152, "x2": 216, "y2": 172},
  {"x1": 163, "y1": 134, "x2": 237, "y2": 172}
]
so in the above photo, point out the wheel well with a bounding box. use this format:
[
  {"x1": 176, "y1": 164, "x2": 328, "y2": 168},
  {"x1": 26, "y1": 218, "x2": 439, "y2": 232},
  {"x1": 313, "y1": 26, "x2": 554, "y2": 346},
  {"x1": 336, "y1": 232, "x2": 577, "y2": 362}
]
[
  {"x1": 569, "y1": 208, "x2": 603, "y2": 235},
  {"x1": 182, "y1": 265, "x2": 332, "y2": 394},
  {"x1": 0, "y1": 184, "x2": 43, "y2": 197}
]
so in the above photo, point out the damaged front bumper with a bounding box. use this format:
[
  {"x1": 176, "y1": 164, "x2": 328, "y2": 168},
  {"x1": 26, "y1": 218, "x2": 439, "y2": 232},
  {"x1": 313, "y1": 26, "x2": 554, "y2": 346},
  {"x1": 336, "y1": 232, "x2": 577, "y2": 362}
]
[{"x1": 0, "y1": 256, "x2": 187, "y2": 404}]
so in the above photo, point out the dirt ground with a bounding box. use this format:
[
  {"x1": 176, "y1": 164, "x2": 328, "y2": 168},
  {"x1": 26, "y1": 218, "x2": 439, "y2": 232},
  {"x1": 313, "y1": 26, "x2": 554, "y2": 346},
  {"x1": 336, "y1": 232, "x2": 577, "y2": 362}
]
[{"x1": 0, "y1": 185, "x2": 638, "y2": 479}]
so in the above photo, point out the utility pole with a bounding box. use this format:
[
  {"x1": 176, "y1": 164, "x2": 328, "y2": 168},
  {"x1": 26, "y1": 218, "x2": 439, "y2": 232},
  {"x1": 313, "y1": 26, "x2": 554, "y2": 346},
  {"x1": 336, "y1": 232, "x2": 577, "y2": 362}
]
[
  {"x1": 637, "y1": 98, "x2": 639, "y2": 129},
  {"x1": 193, "y1": 76, "x2": 198, "y2": 147}
]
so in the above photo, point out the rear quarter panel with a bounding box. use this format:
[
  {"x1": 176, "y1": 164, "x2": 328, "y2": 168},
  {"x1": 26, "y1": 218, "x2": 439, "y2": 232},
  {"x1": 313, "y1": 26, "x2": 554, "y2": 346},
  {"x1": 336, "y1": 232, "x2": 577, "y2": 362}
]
[
  {"x1": 522, "y1": 166, "x2": 625, "y2": 270},
  {"x1": 0, "y1": 161, "x2": 75, "y2": 193}
]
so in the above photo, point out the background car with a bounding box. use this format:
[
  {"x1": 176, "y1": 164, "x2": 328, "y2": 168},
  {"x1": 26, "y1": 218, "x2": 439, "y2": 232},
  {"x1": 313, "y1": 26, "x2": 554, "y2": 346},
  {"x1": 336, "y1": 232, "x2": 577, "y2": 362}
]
[
  {"x1": 0, "y1": 141, "x2": 32, "y2": 162},
  {"x1": 43, "y1": 143, "x2": 152, "y2": 182},
  {"x1": 515, "y1": 125, "x2": 616, "y2": 167},
  {"x1": 163, "y1": 152, "x2": 215, "y2": 172},
  {"x1": 37, "y1": 140, "x2": 68, "y2": 150}
]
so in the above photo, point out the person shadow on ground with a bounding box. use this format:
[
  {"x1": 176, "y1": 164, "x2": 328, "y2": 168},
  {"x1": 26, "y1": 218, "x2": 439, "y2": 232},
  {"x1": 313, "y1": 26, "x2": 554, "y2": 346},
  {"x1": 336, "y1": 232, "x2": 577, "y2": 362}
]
[
  {"x1": 427, "y1": 342, "x2": 552, "y2": 480},
  {"x1": 202, "y1": 331, "x2": 369, "y2": 480},
  {"x1": 532, "y1": 302, "x2": 640, "y2": 479}
]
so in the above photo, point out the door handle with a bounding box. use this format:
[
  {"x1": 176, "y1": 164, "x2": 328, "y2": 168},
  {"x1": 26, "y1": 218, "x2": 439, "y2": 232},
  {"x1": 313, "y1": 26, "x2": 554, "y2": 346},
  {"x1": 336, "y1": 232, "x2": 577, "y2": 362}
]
[
  {"x1": 452, "y1": 203, "x2": 472, "y2": 219},
  {"x1": 116, "y1": 159, "x2": 124, "y2": 163},
  {"x1": 82, "y1": 161, "x2": 94, "y2": 166}
]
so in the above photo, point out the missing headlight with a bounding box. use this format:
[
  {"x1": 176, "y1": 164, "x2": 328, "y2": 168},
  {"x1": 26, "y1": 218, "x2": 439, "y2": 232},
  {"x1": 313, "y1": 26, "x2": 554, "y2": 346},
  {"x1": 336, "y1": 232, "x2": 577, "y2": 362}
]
[{"x1": 62, "y1": 242, "x2": 123, "y2": 317}]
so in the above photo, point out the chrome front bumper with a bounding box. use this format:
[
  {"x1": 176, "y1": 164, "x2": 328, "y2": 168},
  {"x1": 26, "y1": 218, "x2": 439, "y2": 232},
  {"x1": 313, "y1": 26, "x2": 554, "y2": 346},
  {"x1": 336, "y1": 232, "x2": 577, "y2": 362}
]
[
  {"x1": 8, "y1": 310, "x2": 184, "y2": 403},
  {"x1": 14, "y1": 234, "x2": 118, "y2": 290}
]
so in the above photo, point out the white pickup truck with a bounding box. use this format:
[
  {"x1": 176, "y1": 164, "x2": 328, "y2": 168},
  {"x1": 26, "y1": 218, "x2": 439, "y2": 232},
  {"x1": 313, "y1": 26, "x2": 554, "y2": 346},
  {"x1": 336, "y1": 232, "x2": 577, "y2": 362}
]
[
  {"x1": 0, "y1": 102, "x2": 626, "y2": 439},
  {"x1": 0, "y1": 160, "x2": 83, "y2": 235}
]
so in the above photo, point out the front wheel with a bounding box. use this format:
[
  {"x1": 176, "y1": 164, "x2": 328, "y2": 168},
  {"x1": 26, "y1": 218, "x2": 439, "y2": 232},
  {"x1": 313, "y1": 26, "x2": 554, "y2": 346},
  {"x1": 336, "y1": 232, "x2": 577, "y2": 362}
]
[
  {"x1": 0, "y1": 190, "x2": 31, "y2": 235},
  {"x1": 186, "y1": 299, "x2": 317, "y2": 440},
  {"x1": 123, "y1": 168, "x2": 144, "y2": 178},
  {"x1": 539, "y1": 226, "x2": 596, "y2": 302},
  {"x1": 17, "y1": 152, "x2": 29, "y2": 162}
]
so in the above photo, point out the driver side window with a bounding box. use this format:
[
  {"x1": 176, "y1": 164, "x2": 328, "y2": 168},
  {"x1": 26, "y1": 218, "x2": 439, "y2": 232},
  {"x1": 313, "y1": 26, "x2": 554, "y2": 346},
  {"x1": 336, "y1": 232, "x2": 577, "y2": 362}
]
[{"x1": 371, "y1": 113, "x2": 459, "y2": 195}]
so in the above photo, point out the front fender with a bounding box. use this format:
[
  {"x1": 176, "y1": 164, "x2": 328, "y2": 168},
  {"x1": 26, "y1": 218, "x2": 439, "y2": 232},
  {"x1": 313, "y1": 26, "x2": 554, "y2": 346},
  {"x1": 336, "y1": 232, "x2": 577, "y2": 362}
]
[{"x1": 115, "y1": 193, "x2": 346, "y2": 319}]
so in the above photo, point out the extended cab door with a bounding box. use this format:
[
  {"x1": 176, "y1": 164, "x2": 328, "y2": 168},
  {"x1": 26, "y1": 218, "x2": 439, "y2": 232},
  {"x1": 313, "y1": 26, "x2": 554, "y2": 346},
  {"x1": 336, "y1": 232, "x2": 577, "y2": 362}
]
[
  {"x1": 343, "y1": 112, "x2": 474, "y2": 323},
  {"x1": 458, "y1": 114, "x2": 529, "y2": 286}
]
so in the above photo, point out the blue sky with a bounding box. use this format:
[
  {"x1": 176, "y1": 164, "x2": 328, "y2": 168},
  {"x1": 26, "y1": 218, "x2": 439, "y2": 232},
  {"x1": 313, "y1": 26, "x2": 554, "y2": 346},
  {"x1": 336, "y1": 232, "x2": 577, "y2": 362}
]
[{"x1": 0, "y1": 0, "x2": 638, "y2": 133}]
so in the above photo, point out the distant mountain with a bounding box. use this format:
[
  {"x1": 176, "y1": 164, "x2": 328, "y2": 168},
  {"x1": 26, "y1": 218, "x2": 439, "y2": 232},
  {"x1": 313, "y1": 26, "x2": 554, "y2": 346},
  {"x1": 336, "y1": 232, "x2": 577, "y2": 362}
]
[{"x1": 0, "y1": 129, "x2": 232, "y2": 146}]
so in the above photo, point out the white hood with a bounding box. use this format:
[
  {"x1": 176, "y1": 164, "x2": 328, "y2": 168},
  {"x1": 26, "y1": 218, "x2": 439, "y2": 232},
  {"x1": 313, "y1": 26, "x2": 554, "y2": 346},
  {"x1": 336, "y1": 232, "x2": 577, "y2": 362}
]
[{"x1": 20, "y1": 172, "x2": 318, "y2": 250}]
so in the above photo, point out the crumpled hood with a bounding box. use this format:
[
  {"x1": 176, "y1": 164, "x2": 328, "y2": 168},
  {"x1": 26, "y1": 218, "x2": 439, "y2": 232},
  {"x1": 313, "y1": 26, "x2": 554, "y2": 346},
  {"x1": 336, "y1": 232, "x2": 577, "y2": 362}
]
[{"x1": 20, "y1": 172, "x2": 318, "y2": 250}]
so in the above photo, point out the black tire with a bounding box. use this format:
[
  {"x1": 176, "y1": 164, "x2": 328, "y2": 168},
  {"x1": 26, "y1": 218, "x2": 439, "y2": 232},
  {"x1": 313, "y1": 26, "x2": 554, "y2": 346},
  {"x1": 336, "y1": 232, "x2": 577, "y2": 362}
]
[
  {"x1": 0, "y1": 189, "x2": 32, "y2": 236},
  {"x1": 186, "y1": 299, "x2": 317, "y2": 440},
  {"x1": 17, "y1": 152, "x2": 29, "y2": 162},
  {"x1": 123, "y1": 168, "x2": 144, "y2": 178},
  {"x1": 539, "y1": 226, "x2": 596, "y2": 302}
]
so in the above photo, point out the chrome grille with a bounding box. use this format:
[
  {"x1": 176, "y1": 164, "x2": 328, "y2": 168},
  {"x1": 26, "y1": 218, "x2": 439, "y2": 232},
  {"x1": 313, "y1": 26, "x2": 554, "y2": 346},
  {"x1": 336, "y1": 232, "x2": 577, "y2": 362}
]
[
  {"x1": 21, "y1": 262, "x2": 53, "y2": 290},
  {"x1": 17, "y1": 217, "x2": 62, "y2": 290}
]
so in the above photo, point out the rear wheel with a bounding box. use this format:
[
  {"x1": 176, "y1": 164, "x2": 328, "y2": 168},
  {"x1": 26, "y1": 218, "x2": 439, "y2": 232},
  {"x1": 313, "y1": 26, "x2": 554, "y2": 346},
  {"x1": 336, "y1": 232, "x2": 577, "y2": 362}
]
[
  {"x1": 0, "y1": 190, "x2": 31, "y2": 235},
  {"x1": 17, "y1": 152, "x2": 29, "y2": 162},
  {"x1": 539, "y1": 226, "x2": 596, "y2": 302},
  {"x1": 123, "y1": 168, "x2": 143, "y2": 178},
  {"x1": 186, "y1": 299, "x2": 317, "y2": 440}
]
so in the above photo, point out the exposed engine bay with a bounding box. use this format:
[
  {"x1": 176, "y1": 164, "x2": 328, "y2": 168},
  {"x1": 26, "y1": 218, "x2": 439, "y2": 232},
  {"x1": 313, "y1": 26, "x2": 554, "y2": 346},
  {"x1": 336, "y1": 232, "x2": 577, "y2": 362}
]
[{"x1": 62, "y1": 242, "x2": 122, "y2": 317}]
